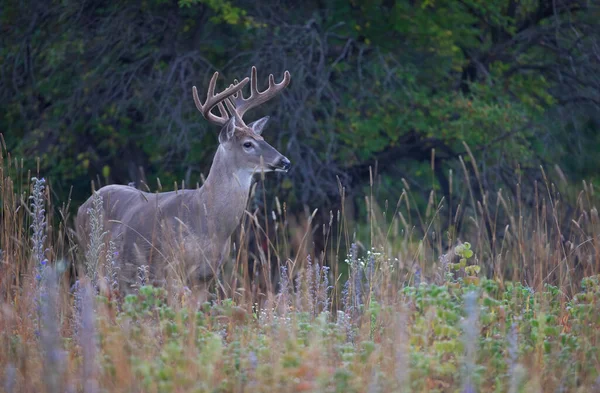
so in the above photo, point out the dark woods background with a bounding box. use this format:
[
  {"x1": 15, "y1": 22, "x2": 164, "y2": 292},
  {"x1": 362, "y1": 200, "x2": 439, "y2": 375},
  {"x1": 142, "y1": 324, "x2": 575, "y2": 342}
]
[{"x1": 2, "y1": 0, "x2": 600, "y2": 248}]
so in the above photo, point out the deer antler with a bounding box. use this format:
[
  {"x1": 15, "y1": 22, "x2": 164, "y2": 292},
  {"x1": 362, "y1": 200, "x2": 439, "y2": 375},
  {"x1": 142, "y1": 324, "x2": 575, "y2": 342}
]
[
  {"x1": 192, "y1": 72, "x2": 249, "y2": 126},
  {"x1": 227, "y1": 66, "x2": 291, "y2": 125},
  {"x1": 194, "y1": 67, "x2": 291, "y2": 129}
]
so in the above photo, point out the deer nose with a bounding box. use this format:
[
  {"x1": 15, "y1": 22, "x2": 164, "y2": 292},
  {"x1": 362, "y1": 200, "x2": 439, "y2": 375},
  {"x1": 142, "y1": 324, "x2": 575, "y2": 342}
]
[{"x1": 279, "y1": 157, "x2": 291, "y2": 171}]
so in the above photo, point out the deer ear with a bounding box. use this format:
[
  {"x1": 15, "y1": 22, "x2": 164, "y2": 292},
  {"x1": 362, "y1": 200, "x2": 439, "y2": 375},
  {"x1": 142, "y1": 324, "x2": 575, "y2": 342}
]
[
  {"x1": 219, "y1": 117, "x2": 237, "y2": 144},
  {"x1": 248, "y1": 116, "x2": 269, "y2": 136}
]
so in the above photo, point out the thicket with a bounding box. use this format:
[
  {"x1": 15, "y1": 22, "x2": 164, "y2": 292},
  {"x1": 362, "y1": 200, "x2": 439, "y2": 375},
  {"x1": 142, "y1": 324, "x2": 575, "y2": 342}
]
[{"x1": 2, "y1": 0, "x2": 599, "y2": 218}]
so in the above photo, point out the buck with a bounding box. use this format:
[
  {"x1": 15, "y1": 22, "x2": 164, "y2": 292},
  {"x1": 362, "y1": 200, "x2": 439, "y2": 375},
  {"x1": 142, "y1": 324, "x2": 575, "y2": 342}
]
[{"x1": 76, "y1": 66, "x2": 291, "y2": 294}]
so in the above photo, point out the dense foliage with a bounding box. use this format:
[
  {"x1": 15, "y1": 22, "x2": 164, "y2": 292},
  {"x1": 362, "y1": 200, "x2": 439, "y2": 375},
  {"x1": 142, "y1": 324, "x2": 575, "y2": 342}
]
[{"x1": 2, "y1": 0, "x2": 599, "y2": 215}]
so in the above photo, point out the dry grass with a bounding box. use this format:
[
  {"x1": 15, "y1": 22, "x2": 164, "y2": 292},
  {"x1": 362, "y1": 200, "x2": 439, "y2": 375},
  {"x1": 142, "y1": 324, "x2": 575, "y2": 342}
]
[{"x1": 1, "y1": 139, "x2": 599, "y2": 393}]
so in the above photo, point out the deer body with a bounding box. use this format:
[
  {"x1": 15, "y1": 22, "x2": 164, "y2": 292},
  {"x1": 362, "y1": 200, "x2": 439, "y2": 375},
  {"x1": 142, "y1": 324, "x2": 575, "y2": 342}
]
[{"x1": 76, "y1": 67, "x2": 291, "y2": 292}]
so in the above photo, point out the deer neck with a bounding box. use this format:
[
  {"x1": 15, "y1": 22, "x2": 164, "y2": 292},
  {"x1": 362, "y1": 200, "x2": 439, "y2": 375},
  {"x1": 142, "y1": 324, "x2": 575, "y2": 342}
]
[{"x1": 198, "y1": 145, "x2": 253, "y2": 239}]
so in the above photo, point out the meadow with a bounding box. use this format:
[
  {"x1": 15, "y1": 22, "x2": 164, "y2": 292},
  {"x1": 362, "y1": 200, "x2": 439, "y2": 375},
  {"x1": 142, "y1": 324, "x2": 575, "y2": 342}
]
[{"x1": 1, "y1": 140, "x2": 599, "y2": 393}]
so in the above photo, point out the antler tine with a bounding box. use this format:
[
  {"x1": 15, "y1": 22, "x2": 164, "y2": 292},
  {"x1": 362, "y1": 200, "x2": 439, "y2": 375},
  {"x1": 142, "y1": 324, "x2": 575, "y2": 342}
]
[
  {"x1": 231, "y1": 79, "x2": 243, "y2": 100},
  {"x1": 216, "y1": 102, "x2": 228, "y2": 119},
  {"x1": 224, "y1": 97, "x2": 243, "y2": 125},
  {"x1": 192, "y1": 72, "x2": 249, "y2": 126},
  {"x1": 250, "y1": 66, "x2": 259, "y2": 97},
  {"x1": 231, "y1": 66, "x2": 291, "y2": 119}
]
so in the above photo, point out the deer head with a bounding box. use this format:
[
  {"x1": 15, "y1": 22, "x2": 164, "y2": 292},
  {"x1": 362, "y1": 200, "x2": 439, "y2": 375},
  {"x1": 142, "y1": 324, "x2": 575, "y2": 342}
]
[{"x1": 192, "y1": 66, "x2": 291, "y2": 176}]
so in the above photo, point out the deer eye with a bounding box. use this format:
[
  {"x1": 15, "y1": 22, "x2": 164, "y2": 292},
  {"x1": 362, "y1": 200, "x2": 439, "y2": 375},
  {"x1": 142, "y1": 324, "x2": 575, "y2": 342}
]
[{"x1": 243, "y1": 142, "x2": 253, "y2": 149}]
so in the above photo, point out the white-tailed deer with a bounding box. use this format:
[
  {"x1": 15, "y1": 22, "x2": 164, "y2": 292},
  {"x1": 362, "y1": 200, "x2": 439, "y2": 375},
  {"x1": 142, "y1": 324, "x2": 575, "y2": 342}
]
[{"x1": 76, "y1": 66, "x2": 291, "y2": 294}]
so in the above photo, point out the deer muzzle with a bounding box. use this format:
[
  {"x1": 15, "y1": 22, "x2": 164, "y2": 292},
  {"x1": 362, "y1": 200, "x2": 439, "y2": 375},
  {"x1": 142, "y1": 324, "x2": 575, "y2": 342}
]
[{"x1": 274, "y1": 157, "x2": 291, "y2": 172}]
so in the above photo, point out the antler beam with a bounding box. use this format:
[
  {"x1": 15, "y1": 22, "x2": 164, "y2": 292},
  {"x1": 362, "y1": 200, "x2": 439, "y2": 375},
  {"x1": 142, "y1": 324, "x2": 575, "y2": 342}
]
[
  {"x1": 192, "y1": 72, "x2": 249, "y2": 126},
  {"x1": 229, "y1": 66, "x2": 291, "y2": 121}
]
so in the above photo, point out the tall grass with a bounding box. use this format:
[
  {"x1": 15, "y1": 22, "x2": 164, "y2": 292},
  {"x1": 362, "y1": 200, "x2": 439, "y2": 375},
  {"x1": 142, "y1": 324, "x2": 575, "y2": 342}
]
[{"x1": 1, "y1": 139, "x2": 599, "y2": 392}]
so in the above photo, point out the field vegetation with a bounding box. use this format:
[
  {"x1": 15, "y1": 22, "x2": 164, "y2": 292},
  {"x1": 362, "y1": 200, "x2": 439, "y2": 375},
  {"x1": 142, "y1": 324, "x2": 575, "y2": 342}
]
[{"x1": 1, "y1": 139, "x2": 599, "y2": 392}]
